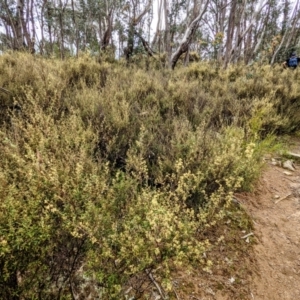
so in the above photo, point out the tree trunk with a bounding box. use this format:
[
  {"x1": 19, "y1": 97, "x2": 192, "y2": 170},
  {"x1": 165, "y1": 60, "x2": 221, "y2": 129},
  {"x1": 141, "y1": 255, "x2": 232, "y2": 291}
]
[
  {"x1": 170, "y1": 0, "x2": 209, "y2": 69},
  {"x1": 163, "y1": 0, "x2": 170, "y2": 55},
  {"x1": 271, "y1": 0, "x2": 300, "y2": 64},
  {"x1": 58, "y1": 0, "x2": 65, "y2": 59},
  {"x1": 124, "y1": 0, "x2": 152, "y2": 61},
  {"x1": 151, "y1": 0, "x2": 163, "y2": 49},
  {"x1": 223, "y1": 0, "x2": 237, "y2": 67},
  {"x1": 30, "y1": 0, "x2": 36, "y2": 53},
  {"x1": 16, "y1": 0, "x2": 24, "y2": 49},
  {"x1": 101, "y1": 9, "x2": 114, "y2": 50},
  {"x1": 71, "y1": 0, "x2": 79, "y2": 56}
]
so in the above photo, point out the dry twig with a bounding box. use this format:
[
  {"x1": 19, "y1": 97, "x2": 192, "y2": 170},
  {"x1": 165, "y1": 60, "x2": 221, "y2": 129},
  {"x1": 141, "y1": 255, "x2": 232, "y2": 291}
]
[
  {"x1": 275, "y1": 193, "x2": 292, "y2": 204},
  {"x1": 145, "y1": 269, "x2": 166, "y2": 300},
  {"x1": 0, "y1": 87, "x2": 12, "y2": 95}
]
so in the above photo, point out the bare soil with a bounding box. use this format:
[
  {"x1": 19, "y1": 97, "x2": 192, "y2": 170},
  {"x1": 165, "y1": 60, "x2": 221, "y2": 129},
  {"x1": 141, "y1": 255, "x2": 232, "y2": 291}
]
[
  {"x1": 167, "y1": 140, "x2": 300, "y2": 300},
  {"x1": 244, "y1": 156, "x2": 300, "y2": 299}
]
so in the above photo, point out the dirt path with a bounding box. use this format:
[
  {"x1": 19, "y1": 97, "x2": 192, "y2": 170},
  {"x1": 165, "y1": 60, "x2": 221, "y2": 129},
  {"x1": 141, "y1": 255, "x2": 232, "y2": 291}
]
[{"x1": 239, "y1": 151, "x2": 300, "y2": 299}]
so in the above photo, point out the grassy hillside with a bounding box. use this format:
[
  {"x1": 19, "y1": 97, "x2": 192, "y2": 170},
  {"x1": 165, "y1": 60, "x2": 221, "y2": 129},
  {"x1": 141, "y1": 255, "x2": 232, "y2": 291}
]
[{"x1": 0, "y1": 53, "x2": 299, "y2": 299}]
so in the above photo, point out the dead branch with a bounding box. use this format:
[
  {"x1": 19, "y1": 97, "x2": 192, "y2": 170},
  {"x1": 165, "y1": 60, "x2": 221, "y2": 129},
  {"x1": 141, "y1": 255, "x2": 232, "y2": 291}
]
[
  {"x1": 275, "y1": 193, "x2": 292, "y2": 204},
  {"x1": 170, "y1": 0, "x2": 209, "y2": 69},
  {"x1": 0, "y1": 87, "x2": 12, "y2": 95},
  {"x1": 134, "y1": 31, "x2": 156, "y2": 57},
  {"x1": 145, "y1": 269, "x2": 166, "y2": 300},
  {"x1": 287, "y1": 152, "x2": 300, "y2": 159},
  {"x1": 241, "y1": 232, "x2": 254, "y2": 239}
]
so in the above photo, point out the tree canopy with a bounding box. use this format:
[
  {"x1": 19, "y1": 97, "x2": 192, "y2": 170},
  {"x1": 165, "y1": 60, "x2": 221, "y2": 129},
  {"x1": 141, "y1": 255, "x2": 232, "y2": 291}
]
[{"x1": 1, "y1": 0, "x2": 300, "y2": 67}]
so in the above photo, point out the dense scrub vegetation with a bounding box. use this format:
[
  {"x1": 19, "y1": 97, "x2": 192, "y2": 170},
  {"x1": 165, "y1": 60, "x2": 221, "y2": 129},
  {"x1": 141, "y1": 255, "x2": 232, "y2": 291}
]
[{"x1": 0, "y1": 53, "x2": 299, "y2": 299}]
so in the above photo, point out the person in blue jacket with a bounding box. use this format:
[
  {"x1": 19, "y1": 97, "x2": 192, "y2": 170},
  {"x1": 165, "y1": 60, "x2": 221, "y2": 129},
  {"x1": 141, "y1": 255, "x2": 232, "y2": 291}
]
[{"x1": 283, "y1": 52, "x2": 300, "y2": 69}]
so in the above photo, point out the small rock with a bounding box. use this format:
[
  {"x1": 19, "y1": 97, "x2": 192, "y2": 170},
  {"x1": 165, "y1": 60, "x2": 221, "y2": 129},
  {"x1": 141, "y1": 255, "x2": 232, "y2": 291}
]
[
  {"x1": 283, "y1": 160, "x2": 295, "y2": 171},
  {"x1": 205, "y1": 287, "x2": 215, "y2": 295},
  {"x1": 274, "y1": 195, "x2": 280, "y2": 199},
  {"x1": 271, "y1": 158, "x2": 278, "y2": 166},
  {"x1": 229, "y1": 277, "x2": 235, "y2": 284},
  {"x1": 289, "y1": 183, "x2": 300, "y2": 197},
  {"x1": 283, "y1": 171, "x2": 293, "y2": 176}
]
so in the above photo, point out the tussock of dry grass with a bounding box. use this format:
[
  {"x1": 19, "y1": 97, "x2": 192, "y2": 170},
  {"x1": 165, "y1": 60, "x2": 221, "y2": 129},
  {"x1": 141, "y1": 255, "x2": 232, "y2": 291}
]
[{"x1": 0, "y1": 53, "x2": 298, "y2": 299}]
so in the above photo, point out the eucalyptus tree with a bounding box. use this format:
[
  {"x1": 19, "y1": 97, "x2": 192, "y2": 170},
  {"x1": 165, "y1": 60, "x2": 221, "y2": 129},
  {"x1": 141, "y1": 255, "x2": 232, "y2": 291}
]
[
  {"x1": 0, "y1": 0, "x2": 35, "y2": 52},
  {"x1": 119, "y1": 0, "x2": 153, "y2": 60},
  {"x1": 192, "y1": 0, "x2": 299, "y2": 66},
  {"x1": 170, "y1": 0, "x2": 209, "y2": 69},
  {"x1": 271, "y1": 0, "x2": 300, "y2": 64},
  {"x1": 1, "y1": 0, "x2": 300, "y2": 67}
]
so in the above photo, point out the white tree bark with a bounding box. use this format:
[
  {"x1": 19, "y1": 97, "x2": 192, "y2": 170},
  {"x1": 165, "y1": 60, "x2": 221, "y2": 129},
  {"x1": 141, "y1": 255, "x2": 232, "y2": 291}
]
[
  {"x1": 225, "y1": 0, "x2": 267, "y2": 66},
  {"x1": 271, "y1": 0, "x2": 300, "y2": 64},
  {"x1": 170, "y1": 0, "x2": 209, "y2": 69}
]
